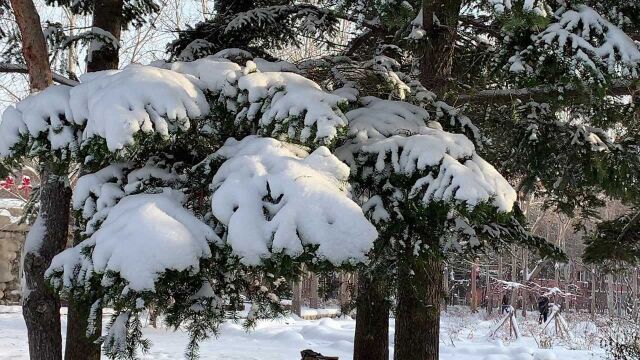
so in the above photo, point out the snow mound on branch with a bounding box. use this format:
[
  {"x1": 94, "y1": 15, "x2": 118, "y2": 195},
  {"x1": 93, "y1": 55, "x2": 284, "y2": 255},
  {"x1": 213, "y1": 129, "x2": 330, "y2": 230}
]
[
  {"x1": 73, "y1": 164, "x2": 126, "y2": 211},
  {"x1": 69, "y1": 65, "x2": 210, "y2": 151},
  {"x1": 0, "y1": 85, "x2": 75, "y2": 156},
  {"x1": 346, "y1": 96, "x2": 432, "y2": 139},
  {"x1": 237, "y1": 72, "x2": 348, "y2": 143},
  {"x1": 253, "y1": 58, "x2": 299, "y2": 73},
  {"x1": 361, "y1": 132, "x2": 516, "y2": 212},
  {"x1": 210, "y1": 136, "x2": 376, "y2": 265},
  {"x1": 168, "y1": 56, "x2": 243, "y2": 96},
  {"x1": 82, "y1": 190, "x2": 215, "y2": 291},
  {"x1": 536, "y1": 5, "x2": 640, "y2": 77},
  {"x1": 73, "y1": 162, "x2": 185, "y2": 236}
]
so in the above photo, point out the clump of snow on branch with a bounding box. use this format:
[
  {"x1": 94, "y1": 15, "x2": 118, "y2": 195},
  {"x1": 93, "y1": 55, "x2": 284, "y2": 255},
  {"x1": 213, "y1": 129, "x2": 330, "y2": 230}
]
[
  {"x1": 51, "y1": 190, "x2": 216, "y2": 292},
  {"x1": 346, "y1": 96, "x2": 434, "y2": 140},
  {"x1": 253, "y1": 58, "x2": 299, "y2": 73},
  {"x1": 408, "y1": 9, "x2": 425, "y2": 40},
  {"x1": 70, "y1": 65, "x2": 210, "y2": 151},
  {"x1": 210, "y1": 136, "x2": 377, "y2": 265},
  {"x1": 518, "y1": 5, "x2": 640, "y2": 79},
  {"x1": 0, "y1": 85, "x2": 76, "y2": 157},
  {"x1": 361, "y1": 133, "x2": 516, "y2": 211},
  {"x1": 72, "y1": 160, "x2": 185, "y2": 236},
  {"x1": 236, "y1": 70, "x2": 348, "y2": 143},
  {"x1": 165, "y1": 57, "x2": 243, "y2": 97}
]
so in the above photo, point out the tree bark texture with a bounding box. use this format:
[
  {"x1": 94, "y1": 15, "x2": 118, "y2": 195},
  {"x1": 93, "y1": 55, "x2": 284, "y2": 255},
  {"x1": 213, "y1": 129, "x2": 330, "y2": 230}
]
[
  {"x1": 394, "y1": 254, "x2": 443, "y2": 360},
  {"x1": 419, "y1": 0, "x2": 463, "y2": 94},
  {"x1": 22, "y1": 167, "x2": 71, "y2": 360},
  {"x1": 9, "y1": 0, "x2": 52, "y2": 91},
  {"x1": 11, "y1": 2, "x2": 67, "y2": 360},
  {"x1": 86, "y1": 0, "x2": 124, "y2": 72},
  {"x1": 353, "y1": 271, "x2": 389, "y2": 360},
  {"x1": 65, "y1": 297, "x2": 102, "y2": 360},
  {"x1": 66, "y1": 3, "x2": 124, "y2": 356}
]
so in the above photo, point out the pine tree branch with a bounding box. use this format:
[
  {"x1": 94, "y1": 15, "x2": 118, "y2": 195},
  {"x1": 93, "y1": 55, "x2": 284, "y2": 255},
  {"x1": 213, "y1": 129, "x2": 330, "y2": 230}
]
[
  {"x1": 616, "y1": 211, "x2": 640, "y2": 245},
  {"x1": 0, "y1": 63, "x2": 79, "y2": 86},
  {"x1": 455, "y1": 82, "x2": 636, "y2": 104}
]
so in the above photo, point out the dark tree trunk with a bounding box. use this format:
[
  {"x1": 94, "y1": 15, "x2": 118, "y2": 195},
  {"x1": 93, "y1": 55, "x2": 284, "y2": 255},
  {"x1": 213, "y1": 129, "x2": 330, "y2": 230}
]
[
  {"x1": 65, "y1": 297, "x2": 102, "y2": 360},
  {"x1": 394, "y1": 254, "x2": 443, "y2": 360},
  {"x1": 419, "y1": 0, "x2": 462, "y2": 94},
  {"x1": 394, "y1": 2, "x2": 462, "y2": 358},
  {"x1": 65, "y1": 229, "x2": 101, "y2": 360},
  {"x1": 353, "y1": 271, "x2": 389, "y2": 360},
  {"x1": 86, "y1": 0, "x2": 124, "y2": 72},
  {"x1": 66, "y1": 3, "x2": 124, "y2": 358},
  {"x1": 22, "y1": 166, "x2": 71, "y2": 360}
]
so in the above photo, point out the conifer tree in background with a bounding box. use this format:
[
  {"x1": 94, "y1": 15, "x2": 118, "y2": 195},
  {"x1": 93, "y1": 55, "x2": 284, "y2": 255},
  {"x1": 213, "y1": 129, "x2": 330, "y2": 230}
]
[
  {"x1": 167, "y1": 0, "x2": 340, "y2": 61},
  {"x1": 329, "y1": 1, "x2": 640, "y2": 359}
]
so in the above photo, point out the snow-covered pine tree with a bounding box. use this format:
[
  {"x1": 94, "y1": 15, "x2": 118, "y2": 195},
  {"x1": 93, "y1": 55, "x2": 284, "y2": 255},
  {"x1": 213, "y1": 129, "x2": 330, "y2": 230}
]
[
  {"x1": 0, "y1": 49, "x2": 545, "y2": 359},
  {"x1": 167, "y1": 0, "x2": 341, "y2": 62},
  {"x1": 24, "y1": 57, "x2": 380, "y2": 359}
]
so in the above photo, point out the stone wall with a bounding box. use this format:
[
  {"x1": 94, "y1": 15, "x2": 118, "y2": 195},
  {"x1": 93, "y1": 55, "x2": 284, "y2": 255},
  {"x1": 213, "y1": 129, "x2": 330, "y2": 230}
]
[{"x1": 0, "y1": 199, "x2": 27, "y2": 304}]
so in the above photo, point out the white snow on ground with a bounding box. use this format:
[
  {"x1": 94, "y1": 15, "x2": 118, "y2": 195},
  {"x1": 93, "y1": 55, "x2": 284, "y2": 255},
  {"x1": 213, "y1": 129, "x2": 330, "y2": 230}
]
[{"x1": 0, "y1": 306, "x2": 605, "y2": 359}]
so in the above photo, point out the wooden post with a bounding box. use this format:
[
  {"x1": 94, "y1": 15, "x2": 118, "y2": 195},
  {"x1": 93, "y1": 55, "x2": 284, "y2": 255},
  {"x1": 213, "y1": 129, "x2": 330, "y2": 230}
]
[
  {"x1": 633, "y1": 268, "x2": 639, "y2": 319},
  {"x1": 338, "y1": 272, "x2": 348, "y2": 308},
  {"x1": 607, "y1": 273, "x2": 615, "y2": 317},
  {"x1": 521, "y1": 249, "x2": 528, "y2": 318},
  {"x1": 591, "y1": 268, "x2": 597, "y2": 319},
  {"x1": 443, "y1": 264, "x2": 449, "y2": 311},
  {"x1": 510, "y1": 246, "x2": 518, "y2": 307},
  {"x1": 471, "y1": 259, "x2": 478, "y2": 312},
  {"x1": 498, "y1": 255, "x2": 503, "y2": 314},
  {"x1": 292, "y1": 277, "x2": 302, "y2": 317},
  {"x1": 309, "y1": 273, "x2": 319, "y2": 309},
  {"x1": 486, "y1": 264, "x2": 492, "y2": 315}
]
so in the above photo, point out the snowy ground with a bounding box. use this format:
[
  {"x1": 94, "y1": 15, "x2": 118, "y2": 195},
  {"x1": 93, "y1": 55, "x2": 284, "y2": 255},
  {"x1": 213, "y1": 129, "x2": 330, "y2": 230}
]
[{"x1": 0, "y1": 305, "x2": 606, "y2": 359}]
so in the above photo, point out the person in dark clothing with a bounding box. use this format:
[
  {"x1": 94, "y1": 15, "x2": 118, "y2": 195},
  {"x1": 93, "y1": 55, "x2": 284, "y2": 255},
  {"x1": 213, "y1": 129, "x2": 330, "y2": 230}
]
[
  {"x1": 501, "y1": 294, "x2": 510, "y2": 314},
  {"x1": 537, "y1": 295, "x2": 550, "y2": 324}
]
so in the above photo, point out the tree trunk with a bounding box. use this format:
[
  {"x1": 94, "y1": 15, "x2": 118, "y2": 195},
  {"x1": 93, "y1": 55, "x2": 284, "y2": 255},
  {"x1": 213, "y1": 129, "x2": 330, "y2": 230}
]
[
  {"x1": 66, "y1": 3, "x2": 124, "y2": 357},
  {"x1": 10, "y1": 2, "x2": 69, "y2": 360},
  {"x1": 9, "y1": 0, "x2": 52, "y2": 91},
  {"x1": 419, "y1": 0, "x2": 463, "y2": 94},
  {"x1": 65, "y1": 297, "x2": 102, "y2": 360},
  {"x1": 394, "y1": 254, "x2": 443, "y2": 360},
  {"x1": 353, "y1": 271, "x2": 389, "y2": 360},
  {"x1": 86, "y1": 0, "x2": 124, "y2": 72},
  {"x1": 22, "y1": 166, "x2": 71, "y2": 360}
]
